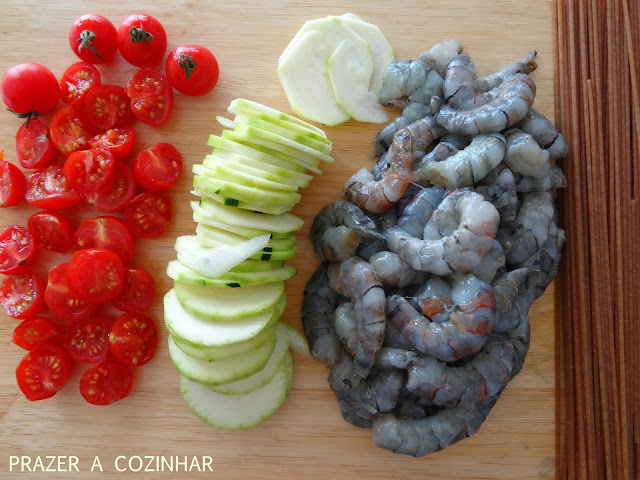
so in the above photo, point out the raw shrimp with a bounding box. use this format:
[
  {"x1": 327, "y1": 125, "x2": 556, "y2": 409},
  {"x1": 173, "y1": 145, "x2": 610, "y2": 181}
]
[
  {"x1": 328, "y1": 257, "x2": 386, "y2": 377},
  {"x1": 440, "y1": 133, "x2": 471, "y2": 149},
  {"x1": 344, "y1": 128, "x2": 413, "y2": 214},
  {"x1": 333, "y1": 302, "x2": 357, "y2": 355},
  {"x1": 414, "y1": 276, "x2": 453, "y2": 323},
  {"x1": 419, "y1": 39, "x2": 462, "y2": 77},
  {"x1": 375, "y1": 347, "x2": 418, "y2": 370},
  {"x1": 475, "y1": 163, "x2": 518, "y2": 223},
  {"x1": 404, "y1": 116, "x2": 448, "y2": 158},
  {"x1": 411, "y1": 142, "x2": 459, "y2": 183},
  {"x1": 372, "y1": 392, "x2": 500, "y2": 457},
  {"x1": 516, "y1": 108, "x2": 568, "y2": 159},
  {"x1": 515, "y1": 165, "x2": 567, "y2": 192},
  {"x1": 515, "y1": 220, "x2": 565, "y2": 291},
  {"x1": 396, "y1": 186, "x2": 446, "y2": 238},
  {"x1": 413, "y1": 133, "x2": 506, "y2": 189},
  {"x1": 385, "y1": 191, "x2": 500, "y2": 275},
  {"x1": 378, "y1": 60, "x2": 444, "y2": 105},
  {"x1": 372, "y1": 102, "x2": 433, "y2": 159},
  {"x1": 386, "y1": 273, "x2": 497, "y2": 361},
  {"x1": 497, "y1": 190, "x2": 554, "y2": 264},
  {"x1": 470, "y1": 239, "x2": 506, "y2": 284},
  {"x1": 435, "y1": 73, "x2": 536, "y2": 135},
  {"x1": 301, "y1": 263, "x2": 342, "y2": 366},
  {"x1": 491, "y1": 267, "x2": 534, "y2": 333},
  {"x1": 310, "y1": 201, "x2": 383, "y2": 262},
  {"x1": 369, "y1": 250, "x2": 426, "y2": 288},
  {"x1": 504, "y1": 128, "x2": 551, "y2": 178}
]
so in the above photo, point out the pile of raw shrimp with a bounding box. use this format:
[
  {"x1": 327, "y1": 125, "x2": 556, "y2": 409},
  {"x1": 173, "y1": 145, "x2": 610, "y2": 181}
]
[{"x1": 302, "y1": 40, "x2": 567, "y2": 457}]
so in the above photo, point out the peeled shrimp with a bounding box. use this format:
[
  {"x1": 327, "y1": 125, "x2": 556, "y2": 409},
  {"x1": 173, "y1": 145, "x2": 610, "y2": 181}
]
[
  {"x1": 504, "y1": 128, "x2": 551, "y2": 178},
  {"x1": 413, "y1": 133, "x2": 506, "y2": 189},
  {"x1": 378, "y1": 60, "x2": 444, "y2": 106},
  {"x1": 411, "y1": 142, "x2": 459, "y2": 183},
  {"x1": 328, "y1": 257, "x2": 386, "y2": 377},
  {"x1": 369, "y1": 250, "x2": 426, "y2": 288},
  {"x1": 395, "y1": 186, "x2": 446, "y2": 238},
  {"x1": 404, "y1": 116, "x2": 448, "y2": 158},
  {"x1": 386, "y1": 273, "x2": 497, "y2": 361},
  {"x1": 419, "y1": 39, "x2": 462, "y2": 77},
  {"x1": 470, "y1": 239, "x2": 506, "y2": 284},
  {"x1": 344, "y1": 128, "x2": 413, "y2": 214},
  {"x1": 515, "y1": 165, "x2": 567, "y2": 192},
  {"x1": 516, "y1": 108, "x2": 568, "y2": 159},
  {"x1": 491, "y1": 267, "x2": 534, "y2": 333},
  {"x1": 372, "y1": 102, "x2": 433, "y2": 158},
  {"x1": 385, "y1": 191, "x2": 500, "y2": 275},
  {"x1": 475, "y1": 163, "x2": 518, "y2": 223},
  {"x1": 435, "y1": 73, "x2": 536, "y2": 135}
]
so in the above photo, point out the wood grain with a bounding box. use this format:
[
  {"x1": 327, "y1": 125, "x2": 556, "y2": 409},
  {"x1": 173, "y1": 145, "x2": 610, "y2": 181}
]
[{"x1": 0, "y1": 1, "x2": 557, "y2": 478}]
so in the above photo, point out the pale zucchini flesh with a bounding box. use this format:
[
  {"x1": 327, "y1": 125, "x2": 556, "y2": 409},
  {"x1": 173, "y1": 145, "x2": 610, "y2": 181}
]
[{"x1": 167, "y1": 260, "x2": 297, "y2": 288}]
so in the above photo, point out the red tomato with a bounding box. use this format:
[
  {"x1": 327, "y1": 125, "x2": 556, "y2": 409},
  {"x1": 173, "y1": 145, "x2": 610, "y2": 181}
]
[
  {"x1": 124, "y1": 191, "x2": 172, "y2": 238},
  {"x1": 15, "y1": 118, "x2": 54, "y2": 169},
  {"x1": 66, "y1": 248, "x2": 125, "y2": 303},
  {"x1": 165, "y1": 45, "x2": 219, "y2": 96},
  {"x1": 85, "y1": 85, "x2": 134, "y2": 130},
  {"x1": 27, "y1": 210, "x2": 75, "y2": 254},
  {"x1": 79, "y1": 358, "x2": 133, "y2": 405},
  {"x1": 112, "y1": 267, "x2": 155, "y2": 312},
  {"x1": 0, "y1": 157, "x2": 26, "y2": 207},
  {"x1": 117, "y1": 13, "x2": 167, "y2": 67},
  {"x1": 0, "y1": 62, "x2": 60, "y2": 116},
  {"x1": 84, "y1": 162, "x2": 136, "y2": 213},
  {"x1": 49, "y1": 105, "x2": 97, "y2": 156},
  {"x1": 64, "y1": 315, "x2": 114, "y2": 363},
  {"x1": 88, "y1": 125, "x2": 135, "y2": 159},
  {"x1": 0, "y1": 225, "x2": 37, "y2": 274},
  {"x1": 63, "y1": 148, "x2": 115, "y2": 194},
  {"x1": 45, "y1": 263, "x2": 99, "y2": 321},
  {"x1": 74, "y1": 216, "x2": 134, "y2": 265},
  {"x1": 12, "y1": 316, "x2": 63, "y2": 351},
  {"x1": 16, "y1": 343, "x2": 73, "y2": 401},
  {"x1": 124, "y1": 67, "x2": 173, "y2": 127},
  {"x1": 133, "y1": 143, "x2": 183, "y2": 191},
  {"x1": 0, "y1": 272, "x2": 45, "y2": 319},
  {"x1": 69, "y1": 14, "x2": 118, "y2": 64},
  {"x1": 25, "y1": 166, "x2": 83, "y2": 210},
  {"x1": 109, "y1": 312, "x2": 157, "y2": 366},
  {"x1": 59, "y1": 62, "x2": 101, "y2": 106}
]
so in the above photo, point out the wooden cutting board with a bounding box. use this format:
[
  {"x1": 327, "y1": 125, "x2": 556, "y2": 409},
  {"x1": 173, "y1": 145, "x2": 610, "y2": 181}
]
[{"x1": 0, "y1": 1, "x2": 557, "y2": 478}]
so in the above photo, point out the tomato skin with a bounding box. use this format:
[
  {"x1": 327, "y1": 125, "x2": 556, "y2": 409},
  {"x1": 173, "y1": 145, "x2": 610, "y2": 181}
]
[
  {"x1": 109, "y1": 312, "x2": 157, "y2": 366},
  {"x1": 15, "y1": 118, "x2": 55, "y2": 169},
  {"x1": 112, "y1": 267, "x2": 155, "y2": 312},
  {"x1": 64, "y1": 315, "x2": 114, "y2": 363},
  {"x1": 28, "y1": 210, "x2": 75, "y2": 254},
  {"x1": 84, "y1": 161, "x2": 136, "y2": 213},
  {"x1": 165, "y1": 45, "x2": 219, "y2": 96},
  {"x1": 85, "y1": 85, "x2": 134, "y2": 130},
  {"x1": 25, "y1": 166, "x2": 83, "y2": 210},
  {"x1": 79, "y1": 358, "x2": 133, "y2": 405},
  {"x1": 16, "y1": 343, "x2": 73, "y2": 401},
  {"x1": 118, "y1": 13, "x2": 167, "y2": 67},
  {"x1": 13, "y1": 316, "x2": 63, "y2": 350},
  {"x1": 1, "y1": 62, "x2": 60, "y2": 115},
  {"x1": 133, "y1": 142, "x2": 183, "y2": 191},
  {"x1": 125, "y1": 67, "x2": 174, "y2": 127},
  {"x1": 45, "y1": 263, "x2": 99, "y2": 321},
  {"x1": 63, "y1": 148, "x2": 115, "y2": 194},
  {"x1": 124, "y1": 191, "x2": 172, "y2": 238},
  {"x1": 0, "y1": 225, "x2": 37, "y2": 275},
  {"x1": 49, "y1": 105, "x2": 98, "y2": 157},
  {"x1": 88, "y1": 125, "x2": 135, "y2": 160},
  {"x1": 0, "y1": 272, "x2": 45, "y2": 319},
  {"x1": 66, "y1": 248, "x2": 125, "y2": 304},
  {"x1": 59, "y1": 62, "x2": 101, "y2": 106},
  {"x1": 0, "y1": 159, "x2": 26, "y2": 207},
  {"x1": 74, "y1": 216, "x2": 134, "y2": 265},
  {"x1": 69, "y1": 14, "x2": 118, "y2": 64}
]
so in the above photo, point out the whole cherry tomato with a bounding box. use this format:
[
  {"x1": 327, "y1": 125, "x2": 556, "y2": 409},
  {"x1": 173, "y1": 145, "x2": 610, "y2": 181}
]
[
  {"x1": 69, "y1": 14, "x2": 118, "y2": 64},
  {"x1": 0, "y1": 62, "x2": 59, "y2": 116},
  {"x1": 117, "y1": 13, "x2": 167, "y2": 67},
  {"x1": 165, "y1": 45, "x2": 219, "y2": 96}
]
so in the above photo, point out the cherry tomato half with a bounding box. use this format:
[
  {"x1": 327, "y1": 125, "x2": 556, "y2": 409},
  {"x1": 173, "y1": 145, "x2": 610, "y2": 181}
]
[
  {"x1": 63, "y1": 147, "x2": 115, "y2": 194},
  {"x1": 118, "y1": 13, "x2": 167, "y2": 67},
  {"x1": 16, "y1": 118, "x2": 55, "y2": 169},
  {"x1": 49, "y1": 105, "x2": 98, "y2": 157},
  {"x1": 16, "y1": 343, "x2": 73, "y2": 401},
  {"x1": 112, "y1": 267, "x2": 155, "y2": 312},
  {"x1": 109, "y1": 312, "x2": 157, "y2": 366},
  {"x1": 88, "y1": 125, "x2": 135, "y2": 160},
  {"x1": 0, "y1": 225, "x2": 37, "y2": 274},
  {"x1": 45, "y1": 263, "x2": 99, "y2": 321},
  {"x1": 1, "y1": 62, "x2": 60, "y2": 116},
  {"x1": 28, "y1": 210, "x2": 75, "y2": 254},
  {"x1": 124, "y1": 67, "x2": 173, "y2": 127},
  {"x1": 79, "y1": 358, "x2": 133, "y2": 405},
  {"x1": 0, "y1": 272, "x2": 45, "y2": 319},
  {"x1": 69, "y1": 14, "x2": 118, "y2": 64},
  {"x1": 74, "y1": 216, "x2": 134, "y2": 265},
  {"x1": 165, "y1": 45, "x2": 219, "y2": 96},
  {"x1": 64, "y1": 315, "x2": 114, "y2": 364},
  {"x1": 0, "y1": 157, "x2": 26, "y2": 207},
  {"x1": 12, "y1": 316, "x2": 63, "y2": 351},
  {"x1": 133, "y1": 142, "x2": 183, "y2": 191},
  {"x1": 66, "y1": 248, "x2": 125, "y2": 304},
  {"x1": 85, "y1": 85, "x2": 134, "y2": 130},
  {"x1": 124, "y1": 191, "x2": 172, "y2": 238},
  {"x1": 84, "y1": 161, "x2": 136, "y2": 213},
  {"x1": 25, "y1": 166, "x2": 83, "y2": 210},
  {"x1": 59, "y1": 62, "x2": 101, "y2": 106}
]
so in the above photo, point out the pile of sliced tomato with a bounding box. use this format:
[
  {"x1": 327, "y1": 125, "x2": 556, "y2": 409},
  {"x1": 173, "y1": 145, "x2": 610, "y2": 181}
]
[{"x1": 0, "y1": 11, "x2": 218, "y2": 405}]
